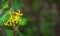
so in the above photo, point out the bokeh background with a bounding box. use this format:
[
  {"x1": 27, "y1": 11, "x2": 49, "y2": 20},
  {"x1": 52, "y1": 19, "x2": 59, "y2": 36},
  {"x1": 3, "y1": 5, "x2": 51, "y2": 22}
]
[{"x1": 0, "y1": 0, "x2": 60, "y2": 36}]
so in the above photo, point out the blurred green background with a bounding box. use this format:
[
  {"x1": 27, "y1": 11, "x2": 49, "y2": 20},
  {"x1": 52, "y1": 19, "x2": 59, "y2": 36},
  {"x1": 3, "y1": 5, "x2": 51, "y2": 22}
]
[{"x1": 0, "y1": 0, "x2": 60, "y2": 36}]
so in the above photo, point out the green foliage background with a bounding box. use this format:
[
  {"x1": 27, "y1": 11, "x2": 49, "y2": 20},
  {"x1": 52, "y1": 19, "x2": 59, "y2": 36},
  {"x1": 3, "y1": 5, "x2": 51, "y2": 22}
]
[{"x1": 0, "y1": 0, "x2": 58, "y2": 36}]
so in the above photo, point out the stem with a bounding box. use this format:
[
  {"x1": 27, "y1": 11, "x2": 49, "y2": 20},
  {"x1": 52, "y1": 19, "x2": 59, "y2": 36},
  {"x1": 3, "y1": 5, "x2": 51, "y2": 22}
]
[
  {"x1": 12, "y1": 22, "x2": 17, "y2": 36},
  {"x1": 10, "y1": 0, "x2": 17, "y2": 36}
]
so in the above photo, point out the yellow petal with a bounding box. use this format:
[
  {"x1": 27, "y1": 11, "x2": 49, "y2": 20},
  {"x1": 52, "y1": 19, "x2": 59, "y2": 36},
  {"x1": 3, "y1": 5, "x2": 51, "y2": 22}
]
[
  {"x1": 4, "y1": 23, "x2": 9, "y2": 26},
  {"x1": 14, "y1": 16, "x2": 18, "y2": 19},
  {"x1": 20, "y1": 14, "x2": 23, "y2": 16},
  {"x1": 12, "y1": 19, "x2": 14, "y2": 23},
  {"x1": 16, "y1": 21, "x2": 18, "y2": 24},
  {"x1": 9, "y1": 20, "x2": 12, "y2": 26}
]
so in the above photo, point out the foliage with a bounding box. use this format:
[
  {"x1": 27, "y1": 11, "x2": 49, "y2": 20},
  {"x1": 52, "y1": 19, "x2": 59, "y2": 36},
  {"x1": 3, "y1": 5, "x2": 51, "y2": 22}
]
[
  {"x1": 0, "y1": 0, "x2": 27, "y2": 36},
  {"x1": 0, "y1": 0, "x2": 57, "y2": 36}
]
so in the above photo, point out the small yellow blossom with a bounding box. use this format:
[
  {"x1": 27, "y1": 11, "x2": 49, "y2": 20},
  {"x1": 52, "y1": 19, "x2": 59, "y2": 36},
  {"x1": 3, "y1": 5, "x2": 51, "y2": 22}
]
[
  {"x1": 10, "y1": 20, "x2": 12, "y2": 26},
  {"x1": 4, "y1": 20, "x2": 10, "y2": 26},
  {"x1": 4, "y1": 23, "x2": 8, "y2": 26},
  {"x1": 4, "y1": 10, "x2": 23, "y2": 26},
  {"x1": 20, "y1": 14, "x2": 23, "y2": 16}
]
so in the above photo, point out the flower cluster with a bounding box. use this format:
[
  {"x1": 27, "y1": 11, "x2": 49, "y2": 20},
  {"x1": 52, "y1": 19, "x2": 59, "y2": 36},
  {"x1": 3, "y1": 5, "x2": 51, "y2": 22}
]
[{"x1": 4, "y1": 10, "x2": 23, "y2": 26}]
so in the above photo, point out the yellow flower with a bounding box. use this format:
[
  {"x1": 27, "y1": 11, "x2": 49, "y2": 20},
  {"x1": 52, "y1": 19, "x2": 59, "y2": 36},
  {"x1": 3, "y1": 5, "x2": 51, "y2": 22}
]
[
  {"x1": 14, "y1": 16, "x2": 19, "y2": 24},
  {"x1": 10, "y1": 20, "x2": 12, "y2": 26},
  {"x1": 20, "y1": 14, "x2": 23, "y2": 16},
  {"x1": 11, "y1": 19, "x2": 14, "y2": 23},
  {"x1": 4, "y1": 20, "x2": 10, "y2": 26},
  {"x1": 4, "y1": 23, "x2": 9, "y2": 26},
  {"x1": 16, "y1": 20, "x2": 19, "y2": 24},
  {"x1": 17, "y1": 10, "x2": 23, "y2": 16},
  {"x1": 4, "y1": 10, "x2": 23, "y2": 26}
]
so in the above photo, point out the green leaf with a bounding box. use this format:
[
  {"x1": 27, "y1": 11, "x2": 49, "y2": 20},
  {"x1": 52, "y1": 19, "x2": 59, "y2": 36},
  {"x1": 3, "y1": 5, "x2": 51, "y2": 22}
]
[
  {"x1": 2, "y1": 0, "x2": 5, "y2": 1},
  {"x1": 0, "y1": 12, "x2": 10, "y2": 25},
  {"x1": 0, "y1": 9, "x2": 3, "y2": 15},
  {"x1": 19, "y1": 18, "x2": 27, "y2": 26},
  {"x1": 2, "y1": 1, "x2": 8, "y2": 8},
  {"x1": 12, "y1": 1, "x2": 23, "y2": 10},
  {"x1": 5, "y1": 29, "x2": 13, "y2": 36},
  {"x1": 4, "y1": 7, "x2": 10, "y2": 11}
]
